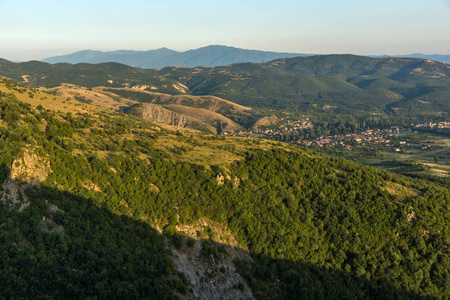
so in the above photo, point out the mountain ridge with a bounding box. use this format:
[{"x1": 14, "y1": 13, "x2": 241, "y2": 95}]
[
  {"x1": 42, "y1": 47, "x2": 180, "y2": 67},
  {"x1": 39, "y1": 45, "x2": 450, "y2": 68},
  {"x1": 1, "y1": 54, "x2": 449, "y2": 130},
  {"x1": 157, "y1": 54, "x2": 450, "y2": 114},
  {"x1": 376, "y1": 53, "x2": 450, "y2": 64},
  {"x1": 41, "y1": 45, "x2": 308, "y2": 68}
]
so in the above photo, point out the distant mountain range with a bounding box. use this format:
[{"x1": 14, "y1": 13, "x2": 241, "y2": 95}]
[
  {"x1": 41, "y1": 45, "x2": 308, "y2": 69},
  {"x1": 41, "y1": 45, "x2": 450, "y2": 68},
  {"x1": 42, "y1": 48, "x2": 178, "y2": 67}
]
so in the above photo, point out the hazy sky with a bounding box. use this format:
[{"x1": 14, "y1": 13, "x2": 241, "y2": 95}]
[{"x1": 1, "y1": 0, "x2": 449, "y2": 61}]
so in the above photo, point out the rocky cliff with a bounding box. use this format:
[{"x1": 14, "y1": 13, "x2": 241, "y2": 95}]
[
  {"x1": 167, "y1": 219, "x2": 255, "y2": 300},
  {"x1": 124, "y1": 103, "x2": 219, "y2": 133},
  {"x1": 125, "y1": 103, "x2": 191, "y2": 127}
]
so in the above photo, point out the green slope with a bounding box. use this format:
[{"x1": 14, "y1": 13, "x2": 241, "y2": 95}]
[
  {"x1": 158, "y1": 55, "x2": 450, "y2": 115},
  {"x1": 1, "y1": 79, "x2": 449, "y2": 299}
]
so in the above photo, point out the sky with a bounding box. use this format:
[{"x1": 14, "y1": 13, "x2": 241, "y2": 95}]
[{"x1": 0, "y1": 0, "x2": 449, "y2": 61}]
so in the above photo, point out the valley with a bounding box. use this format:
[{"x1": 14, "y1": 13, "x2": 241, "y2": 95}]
[
  {"x1": 0, "y1": 53, "x2": 449, "y2": 299},
  {"x1": 302, "y1": 125, "x2": 450, "y2": 182}
]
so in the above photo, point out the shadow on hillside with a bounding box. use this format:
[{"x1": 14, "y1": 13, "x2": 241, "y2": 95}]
[
  {"x1": 0, "y1": 164, "x2": 438, "y2": 299},
  {"x1": 166, "y1": 229, "x2": 436, "y2": 299},
  {"x1": 0, "y1": 169, "x2": 177, "y2": 298},
  {"x1": 233, "y1": 256, "x2": 436, "y2": 300}
]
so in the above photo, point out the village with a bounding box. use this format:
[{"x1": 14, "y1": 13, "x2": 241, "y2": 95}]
[
  {"x1": 222, "y1": 117, "x2": 449, "y2": 153},
  {"x1": 413, "y1": 121, "x2": 450, "y2": 129},
  {"x1": 296, "y1": 121, "x2": 450, "y2": 151},
  {"x1": 296, "y1": 127, "x2": 406, "y2": 151}
]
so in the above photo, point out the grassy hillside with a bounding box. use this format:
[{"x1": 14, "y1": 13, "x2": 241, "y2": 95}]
[
  {"x1": 0, "y1": 59, "x2": 187, "y2": 95},
  {"x1": 38, "y1": 84, "x2": 250, "y2": 134},
  {"x1": 104, "y1": 88, "x2": 250, "y2": 114},
  {"x1": 103, "y1": 88, "x2": 255, "y2": 127},
  {"x1": 1, "y1": 78, "x2": 449, "y2": 299},
  {"x1": 45, "y1": 84, "x2": 139, "y2": 111},
  {"x1": 164, "y1": 104, "x2": 243, "y2": 133}
]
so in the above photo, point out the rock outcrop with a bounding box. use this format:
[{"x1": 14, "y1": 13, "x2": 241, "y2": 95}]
[
  {"x1": 125, "y1": 103, "x2": 222, "y2": 133},
  {"x1": 1, "y1": 147, "x2": 65, "y2": 235},
  {"x1": 10, "y1": 148, "x2": 50, "y2": 185},
  {"x1": 171, "y1": 241, "x2": 254, "y2": 300},
  {"x1": 1, "y1": 178, "x2": 30, "y2": 212},
  {"x1": 125, "y1": 103, "x2": 191, "y2": 127},
  {"x1": 216, "y1": 173, "x2": 225, "y2": 186},
  {"x1": 169, "y1": 219, "x2": 254, "y2": 300},
  {"x1": 1, "y1": 147, "x2": 50, "y2": 211}
]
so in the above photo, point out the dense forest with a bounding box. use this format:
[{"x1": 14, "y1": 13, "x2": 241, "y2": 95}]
[{"x1": 0, "y1": 79, "x2": 449, "y2": 298}]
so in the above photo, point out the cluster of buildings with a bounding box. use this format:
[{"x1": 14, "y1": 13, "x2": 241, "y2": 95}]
[
  {"x1": 413, "y1": 122, "x2": 450, "y2": 129},
  {"x1": 296, "y1": 127, "x2": 405, "y2": 151},
  {"x1": 223, "y1": 119, "x2": 449, "y2": 152}
]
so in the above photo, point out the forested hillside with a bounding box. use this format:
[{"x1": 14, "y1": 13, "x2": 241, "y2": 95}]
[
  {"x1": 159, "y1": 55, "x2": 450, "y2": 114},
  {"x1": 1, "y1": 54, "x2": 449, "y2": 136},
  {"x1": 0, "y1": 78, "x2": 449, "y2": 299}
]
